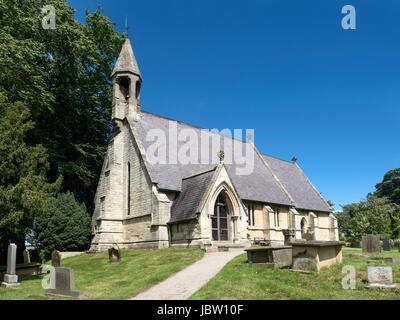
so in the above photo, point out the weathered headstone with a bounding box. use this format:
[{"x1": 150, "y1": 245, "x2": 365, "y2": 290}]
[
  {"x1": 362, "y1": 235, "x2": 381, "y2": 254},
  {"x1": 45, "y1": 267, "x2": 82, "y2": 298},
  {"x1": 51, "y1": 250, "x2": 62, "y2": 267},
  {"x1": 108, "y1": 247, "x2": 121, "y2": 263},
  {"x1": 384, "y1": 257, "x2": 400, "y2": 263},
  {"x1": 1, "y1": 244, "x2": 20, "y2": 288},
  {"x1": 23, "y1": 249, "x2": 31, "y2": 264},
  {"x1": 382, "y1": 240, "x2": 391, "y2": 251},
  {"x1": 366, "y1": 266, "x2": 400, "y2": 289}
]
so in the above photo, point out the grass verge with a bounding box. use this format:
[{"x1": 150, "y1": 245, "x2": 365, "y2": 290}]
[
  {"x1": 190, "y1": 247, "x2": 400, "y2": 300},
  {"x1": 0, "y1": 248, "x2": 204, "y2": 300}
]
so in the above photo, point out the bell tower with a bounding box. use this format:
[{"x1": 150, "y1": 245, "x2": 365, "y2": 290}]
[{"x1": 111, "y1": 38, "x2": 142, "y2": 122}]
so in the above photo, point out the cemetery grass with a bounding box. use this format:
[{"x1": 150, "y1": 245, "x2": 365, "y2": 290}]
[
  {"x1": 190, "y1": 247, "x2": 400, "y2": 300},
  {"x1": 0, "y1": 248, "x2": 204, "y2": 300}
]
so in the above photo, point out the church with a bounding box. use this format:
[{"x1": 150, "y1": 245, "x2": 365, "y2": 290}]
[{"x1": 89, "y1": 39, "x2": 339, "y2": 252}]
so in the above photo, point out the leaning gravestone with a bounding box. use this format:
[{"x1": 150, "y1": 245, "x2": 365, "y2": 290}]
[
  {"x1": 108, "y1": 247, "x2": 121, "y2": 263},
  {"x1": 382, "y1": 240, "x2": 391, "y2": 251},
  {"x1": 51, "y1": 250, "x2": 62, "y2": 267},
  {"x1": 1, "y1": 244, "x2": 20, "y2": 288},
  {"x1": 362, "y1": 235, "x2": 381, "y2": 254},
  {"x1": 23, "y1": 249, "x2": 31, "y2": 264},
  {"x1": 366, "y1": 266, "x2": 400, "y2": 289},
  {"x1": 45, "y1": 267, "x2": 82, "y2": 298}
]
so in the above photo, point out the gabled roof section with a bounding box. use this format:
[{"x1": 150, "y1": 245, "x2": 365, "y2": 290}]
[
  {"x1": 135, "y1": 110, "x2": 292, "y2": 206},
  {"x1": 261, "y1": 154, "x2": 331, "y2": 212},
  {"x1": 170, "y1": 167, "x2": 217, "y2": 223},
  {"x1": 111, "y1": 39, "x2": 142, "y2": 79}
]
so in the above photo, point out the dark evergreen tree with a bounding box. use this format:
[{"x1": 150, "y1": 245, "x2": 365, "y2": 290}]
[
  {"x1": 33, "y1": 192, "x2": 92, "y2": 260},
  {"x1": 0, "y1": 98, "x2": 61, "y2": 260}
]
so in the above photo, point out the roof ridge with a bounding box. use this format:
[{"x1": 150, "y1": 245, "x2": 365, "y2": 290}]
[
  {"x1": 182, "y1": 166, "x2": 217, "y2": 180},
  {"x1": 252, "y1": 144, "x2": 295, "y2": 204},
  {"x1": 293, "y1": 162, "x2": 332, "y2": 212},
  {"x1": 260, "y1": 153, "x2": 294, "y2": 164}
]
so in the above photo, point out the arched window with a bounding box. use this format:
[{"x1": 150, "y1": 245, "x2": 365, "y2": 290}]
[
  {"x1": 301, "y1": 218, "x2": 307, "y2": 239},
  {"x1": 119, "y1": 77, "x2": 130, "y2": 101},
  {"x1": 127, "y1": 162, "x2": 131, "y2": 215}
]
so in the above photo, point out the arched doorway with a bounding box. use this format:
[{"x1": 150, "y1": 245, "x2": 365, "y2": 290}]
[{"x1": 212, "y1": 193, "x2": 230, "y2": 241}]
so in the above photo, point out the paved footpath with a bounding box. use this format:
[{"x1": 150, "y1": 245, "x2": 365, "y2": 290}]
[{"x1": 130, "y1": 249, "x2": 244, "y2": 300}]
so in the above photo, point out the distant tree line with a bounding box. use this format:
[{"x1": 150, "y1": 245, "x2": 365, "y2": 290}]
[
  {"x1": 0, "y1": 0, "x2": 124, "y2": 259},
  {"x1": 336, "y1": 168, "x2": 400, "y2": 241}
]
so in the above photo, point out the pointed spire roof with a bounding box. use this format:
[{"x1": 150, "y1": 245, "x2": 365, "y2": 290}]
[{"x1": 111, "y1": 39, "x2": 142, "y2": 79}]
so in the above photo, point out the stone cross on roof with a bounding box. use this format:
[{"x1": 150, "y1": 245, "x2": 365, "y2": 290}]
[{"x1": 217, "y1": 150, "x2": 225, "y2": 163}]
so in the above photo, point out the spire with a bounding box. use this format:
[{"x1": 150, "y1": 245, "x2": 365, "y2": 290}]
[{"x1": 111, "y1": 38, "x2": 142, "y2": 80}]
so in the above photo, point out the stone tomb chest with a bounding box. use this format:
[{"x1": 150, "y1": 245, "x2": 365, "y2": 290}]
[
  {"x1": 245, "y1": 246, "x2": 292, "y2": 269},
  {"x1": 291, "y1": 241, "x2": 345, "y2": 272}
]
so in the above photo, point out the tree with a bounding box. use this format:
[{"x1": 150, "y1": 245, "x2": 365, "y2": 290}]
[
  {"x1": 338, "y1": 196, "x2": 396, "y2": 241},
  {"x1": 0, "y1": 0, "x2": 124, "y2": 212},
  {"x1": 374, "y1": 168, "x2": 400, "y2": 205},
  {"x1": 33, "y1": 192, "x2": 92, "y2": 260},
  {"x1": 0, "y1": 98, "x2": 61, "y2": 251}
]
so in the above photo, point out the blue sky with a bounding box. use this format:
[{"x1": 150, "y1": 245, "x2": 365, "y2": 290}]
[{"x1": 69, "y1": 0, "x2": 400, "y2": 211}]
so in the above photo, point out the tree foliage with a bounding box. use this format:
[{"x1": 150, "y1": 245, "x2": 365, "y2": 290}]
[
  {"x1": 0, "y1": 99, "x2": 61, "y2": 245},
  {"x1": 338, "y1": 196, "x2": 399, "y2": 241},
  {"x1": 33, "y1": 192, "x2": 92, "y2": 260},
  {"x1": 0, "y1": 0, "x2": 124, "y2": 212},
  {"x1": 374, "y1": 168, "x2": 400, "y2": 205}
]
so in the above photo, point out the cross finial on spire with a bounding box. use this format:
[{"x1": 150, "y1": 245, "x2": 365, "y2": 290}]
[
  {"x1": 125, "y1": 16, "x2": 130, "y2": 37},
  {"x1": 292, "y1": 156, "x2": 298, "y2": 163}
]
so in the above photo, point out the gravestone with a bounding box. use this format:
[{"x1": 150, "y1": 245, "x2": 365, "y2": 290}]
[
  {"x1": 51, "y1": 250, "x2": 62, "y2": 267},
  {"x1": 108, "y1": 247, "x2": 121, "y2": 263},
  {"x1": 1, "y1": 244, "x2": 20, "y2": 288},
  {"x1": 384, "y1": 257, "x2": 400, "y2": 264},
  {"x1": 23, "y1": 249, "x2": 31, "y2": 264},
  {"x1": 45, "y1": 267, "x2": 82, "y2": 298},
  {"x1": 366, "y1": 266, "x2": 400, "y2": 289},
  {"x1": 382, "y1": 240, "x2": 391, "y2": 251},
  {"x1": 362, "y1": 235, "x2": 381, "y2": 254}
]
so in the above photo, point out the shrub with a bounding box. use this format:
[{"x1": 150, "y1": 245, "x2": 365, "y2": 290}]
[{"x1": 33, "y1": 192, "x2": 91, "y2": 260}]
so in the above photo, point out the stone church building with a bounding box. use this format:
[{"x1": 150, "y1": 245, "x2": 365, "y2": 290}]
[{"x1": 89, "y1": 39, "x2": 339, "y2": 252}]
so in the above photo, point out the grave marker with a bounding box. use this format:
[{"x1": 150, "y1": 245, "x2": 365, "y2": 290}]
[
  {"x1": 45, "y1": 267, "x2": 82, "y2": 298},
  {"x1": 362, "y1": 235, "x2": 381, "y2": 254},
  {"x1": 51, "y1": 250, "x2": 62, "y2": 267},
  {"x1": 1, "y1": 244, "x2": 20, "y2": 288},
  {"x1": 366, "y1": 266, "x2": 400, "y2": 289}
]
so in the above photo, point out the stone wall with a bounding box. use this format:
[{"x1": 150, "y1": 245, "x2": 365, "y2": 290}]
[{"x1": 90, "y1": 120, "x2": 171, "y2": 251}]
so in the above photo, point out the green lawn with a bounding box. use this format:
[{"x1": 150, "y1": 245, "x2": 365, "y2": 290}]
[
  {"x1": 190, "y1": 247, "x2": 400, "y2": 300},
  {"x1": 0, "y1": 248, "x2": 204, "y2": 300}
]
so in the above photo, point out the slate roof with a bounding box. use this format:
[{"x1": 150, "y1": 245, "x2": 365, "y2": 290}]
[
  {"x1": 134, "y1": 110, "x2": 331, "y2": 213},
  {"x1": 170, "y1": 167, "x2": 216, "y2": 223},
  {"x1": 262, "y1": 154, "x2": 331, "y2": 212},
  {"x1": 135, "y1": 111, "x2": 292, "y2": 206}
]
